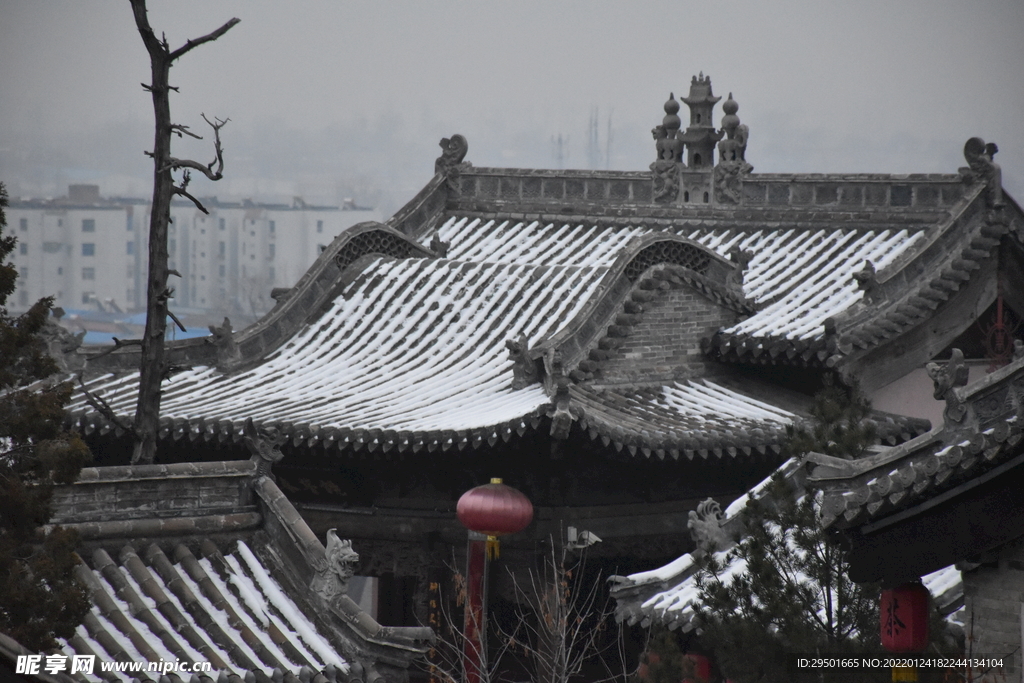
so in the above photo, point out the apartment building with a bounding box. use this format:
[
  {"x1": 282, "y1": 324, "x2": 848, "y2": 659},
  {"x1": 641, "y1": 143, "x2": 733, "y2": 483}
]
[{"x1": 7, "y1": 185, "x2": 380, "y2": 318}]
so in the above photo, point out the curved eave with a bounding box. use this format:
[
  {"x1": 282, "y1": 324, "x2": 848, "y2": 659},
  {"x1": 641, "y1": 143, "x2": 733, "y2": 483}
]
[{"x1": 808, "y1": 354, "x2": 1024, "y2": 529}]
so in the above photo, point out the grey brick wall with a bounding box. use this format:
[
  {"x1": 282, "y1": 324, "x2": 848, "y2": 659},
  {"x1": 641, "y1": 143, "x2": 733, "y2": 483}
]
[
  {"x1": 962, "y1": 535, "x2": 1024, "y2": 681},
  {"x1": 597, "y1": 288, "x2": 737, "y2": 385}
]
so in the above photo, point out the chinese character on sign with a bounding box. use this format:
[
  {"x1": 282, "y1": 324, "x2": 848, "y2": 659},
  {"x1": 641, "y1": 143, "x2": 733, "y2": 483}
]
[
  {"x1": 71, "y1": 655, "x2": 96, "y2": 675},
  {"x1": 15, "y1": 655, "x2": 42, "y2": 675},
  {"x1": 884, "y1": 596, "x2": 906, "y2": 638},
  {"x1": 44, "y1": 654, "x2": 68, "y2": 674}
]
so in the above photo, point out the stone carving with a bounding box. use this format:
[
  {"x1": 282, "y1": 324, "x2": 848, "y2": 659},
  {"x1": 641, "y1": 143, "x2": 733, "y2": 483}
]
[
  {"x1": 651, "y1": 160, "x2": 684, "y2": 202},
  {"x1": 962, "y1": 137, "x2": 1003, "y2": 208},
  {"x1": 926, "y1": 348, "x2": 970, "y2": 424},
  {"x1": 650, "y1": 94, "x2": 684, "y2": 203},
  {"x1": 651, "y1": 159, "x2": 680, "y2": 203},
  {"x1": 429, "y1": 233, "x2": 450, "y2": 258},
  {"x1": 546, "y1": 349, "x2": 574, "y2": 440},
  {"x1": 1014, "y1": 338, "x2": 1024, "y2": 361},
  {"x1": 655, "y1": 94, "x2": 685, "y2": 163},
  {"x1": 716, "y1": 93, "x2": 751, "y2": 168},
  {"x1": 311, "y1": 530, "x2": 359, "y2": 601},
  {"x1": 687, "y1": 498, "x2": 728, "y2": 554},
  {"x1": 435, "y1": 134, "x2": 469, "y2": 175},
  {"x1": 853, "y1": 260, "x2": 878, "y2": 301},
  {"x1": 712, "y1": 93, "x2": 752, "y2": 205},
  {"x1": 727, "y1": 247, "x2": 753, "y2": 272},
  {"x1": 712, "y1": 163, "x2": 742, "y2": 205},
  {"x1": 243, "y1": 417, "x2": 286, "y2": 478},
  {"x1": 506, "y1": 333, "x2": 539, "y2": 389},
  {"x1": 207, "y1": 317, "x2": 241, "y2": 371},
  {"x1": 40, "y1": 308, "x2": 86, "y2": 373}
]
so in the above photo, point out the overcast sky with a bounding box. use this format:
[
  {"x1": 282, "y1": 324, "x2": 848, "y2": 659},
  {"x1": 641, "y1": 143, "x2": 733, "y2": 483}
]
[{"x1": 1, "y1": 0, "x2": 1021, "y2": 211}]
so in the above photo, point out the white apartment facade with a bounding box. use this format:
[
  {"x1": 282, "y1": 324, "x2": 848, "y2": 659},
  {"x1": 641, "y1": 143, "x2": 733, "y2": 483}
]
[{"x1": 7, "y1": 185, "x2": 380, "y2": 318}]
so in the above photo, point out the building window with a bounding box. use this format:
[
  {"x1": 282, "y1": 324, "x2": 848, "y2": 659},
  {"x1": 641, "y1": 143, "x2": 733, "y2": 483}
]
[
  {"x1": 169, "y1": 239, "x2": 176, "y2": 253},
  {"x1": 219, "y1": 218, "x2": 225, "y2": 230},
  {"x1": 19, "y1": 243, "x2": 27, "y2": 255},
  {"x1": 269, "y1": 220, "x2": 276, "y2": 234},
  {"x1": 82, "y1": 219, "x2": 95, "y2": 232},
  {"x1": 127, "y1": 241, "x2": 134, "y2": 255},
  {"x1": 219, "y1": 241, "x2": 226, "y2": 258},
  {"x1": 81, "y1": 291, "x2": 94, "y2": 304},
  {"x1": 268, "y1": 243, "x2": 275, "y2": 260},
  {"x1": 317, "y1": 220, "x2": 324, "y2": 233},
  {"x1": 19, "y1": 218, "x2": 27, "y2": 231},
  {"x1": 219, "y1": 264, "x2": 225, "y2": 277},
  {"x1": 57, "y1": 219, "x2": 63, "y2": 227},
  {"x1": 269, "y1": 266, "x2": 275, "y2": 282},
  {"x1": 82, "y1": 267, "x2": 95, "y2": 280},
  {"x1": 57, "y1": 267, "x2": 63, "y2": 275},
  {"x1": 82, "y1": 243, "x2": 95, "y2": 256}
]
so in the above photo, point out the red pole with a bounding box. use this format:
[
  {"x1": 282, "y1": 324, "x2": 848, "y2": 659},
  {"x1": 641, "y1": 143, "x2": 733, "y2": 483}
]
[{"x1": 464, "y1": 531, "x2": 489, "y2": 683}]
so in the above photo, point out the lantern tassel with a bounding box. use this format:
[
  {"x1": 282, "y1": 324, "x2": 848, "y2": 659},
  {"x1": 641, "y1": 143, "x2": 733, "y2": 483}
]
[{"x1": 486, "y1": 535, "x2": 500, "y2": 560}]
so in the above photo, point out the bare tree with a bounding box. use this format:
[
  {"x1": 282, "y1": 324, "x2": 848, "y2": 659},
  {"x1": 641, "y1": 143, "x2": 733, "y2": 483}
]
[
  {"x1": 128, "y1": 0, "x2": 239, "y2": 464},
  {"x1": 502, "y1": 541, "x2": 611, "y2": 683}
]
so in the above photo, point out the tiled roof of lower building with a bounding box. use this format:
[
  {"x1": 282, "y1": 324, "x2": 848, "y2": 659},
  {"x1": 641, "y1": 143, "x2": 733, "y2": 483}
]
[{"x1": 609, "y1": 459, "x2": 964, "y2": 631}]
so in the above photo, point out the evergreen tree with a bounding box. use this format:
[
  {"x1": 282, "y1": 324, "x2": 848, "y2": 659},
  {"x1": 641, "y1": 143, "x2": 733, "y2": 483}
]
[
  {"x1": 0, "y1": 182, "x2": 91, "y2": 649},
  {"x1": 692, "y1": 377, "x2": 883, "y2": 683}
]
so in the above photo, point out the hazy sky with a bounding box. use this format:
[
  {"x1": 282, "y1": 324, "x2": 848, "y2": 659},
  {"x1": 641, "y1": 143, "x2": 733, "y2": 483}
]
[{"x1": 1, "y1": 0, "x2": 1021, "y2": 211}]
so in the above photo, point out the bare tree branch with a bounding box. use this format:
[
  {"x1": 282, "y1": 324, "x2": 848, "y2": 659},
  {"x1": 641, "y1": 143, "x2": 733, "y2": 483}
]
[
  {"x1": 169, "y1": 17, "x2": 240, "y2": 62},
  {"x1": 87, "y1": 336, "x2": 143, "y2": 361},
  {"x1": 163, "y1": 114, "x2": 228, "y2": 181},
  {"x1": 77, "y1": 376, "x2": 135, "y2": 436},
  {"x1": 170, "y1": 123, "x2": 202, "y2": 140},
  {"x1": 166, "y1": 308, "x2": 187, "y2": 333}
]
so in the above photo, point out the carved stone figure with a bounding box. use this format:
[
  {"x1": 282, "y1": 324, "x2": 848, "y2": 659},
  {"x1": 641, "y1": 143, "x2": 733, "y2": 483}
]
[
  {"x1": 310, "y1": 530, "x2": 359, "y2": 601},
  {"x1": 926, "y1": 348, "x2": 970, "y2": 424},
  {"x1": 207, "y1": 317, "x2": 241, "y2": 371},
  {"x1": 506, "y1": 333, "x2": 540, "y2": 389},
  {"x1": 727, "y1": 246, "x2": 753, "y2": 272},
  {"x1": 853, "y1": 260, "x2": 878, "y2": 302},
  {"x1": 435, "y1": 134, "x2": 469, "y2": 175},
  {"x1": 716, "y1": 94, "x2": 750, "y2": 167},
  {"x1": 243, "y1": 417, "x2": 286, "y2": 478},
  {"x1": 963, "y1": 137, "x2": 1003, "y2": 208},
  {"x1": 687, "y1": 498, "x2": 728, "y2": 554},
  {"x1": 546, "y1": 349, "x2": 574, "y2": 440},
  {"x1": 40, "y1": 309, "x2": 86, "y2": 373},
  {"x1": 429, "y1": 233, "x2": 450, "y2": 258},
  {"x1": 713, "y1": 162, "x2": 742, "y2": 205},
  {"x1": 650, "y1": 159, "x2": 680, "y2": 203}
]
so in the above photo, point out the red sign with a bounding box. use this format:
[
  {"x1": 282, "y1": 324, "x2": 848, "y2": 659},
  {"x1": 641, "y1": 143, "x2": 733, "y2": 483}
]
[{"x1": 880, "y1": 583, "x2": 929, "y2": 652}]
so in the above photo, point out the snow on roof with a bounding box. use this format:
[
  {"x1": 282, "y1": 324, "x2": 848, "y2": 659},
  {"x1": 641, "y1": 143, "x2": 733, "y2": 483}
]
[
  {"x1": 71, "y1": 215, "x2": 928, "y2": 441},
  {"x1": 72, "y1": 254, "x2": 605, "y2": 436},
  {"x1": 612, "y1": 458, "x2": 962, "y2": 629},
  {"x1": 436, "y1": 216, "x2": 926, "y2": 342},
  {"x1": 65, "y1": 540, "x2": 347, "y2": 682}
]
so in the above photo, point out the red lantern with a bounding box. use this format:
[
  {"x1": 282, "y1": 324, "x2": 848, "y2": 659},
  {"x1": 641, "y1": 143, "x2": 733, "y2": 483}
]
[
  {"x1": 682, "y1": 653, "x2": 711, "y2": 683},
  {"x1": 880, "y1": 583, "x2": 930, "y2": 652},
  {"x1": 457, "y1": 477, "x2": 533, "y2": 558}
]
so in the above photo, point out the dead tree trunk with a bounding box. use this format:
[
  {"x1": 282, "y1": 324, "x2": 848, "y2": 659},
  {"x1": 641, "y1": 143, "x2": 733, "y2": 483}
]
[{"x1": 129, "y1": 0, "x2": 238, "y2": 464}]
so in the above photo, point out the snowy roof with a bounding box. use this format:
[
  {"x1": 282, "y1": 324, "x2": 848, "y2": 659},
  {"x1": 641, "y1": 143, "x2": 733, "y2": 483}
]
[
  {"x1": 71, "y1": 153, "x2": 1013, "y2": 453},
  {"x1": 807, "y1": 354, "x2": 1024, "y2": 530},
  {"x1": 609, "y1": 459, "x2": 964, "y2": 631},
  {"x1": 570, "y1": 380, "x2": 794, "y2": 460},
  {"x1": 37, "y1": 460, "x2": 432, "y2": 683},
  {"x1": 66, "y1": 539, "x2": 349, "y2": 683}
]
